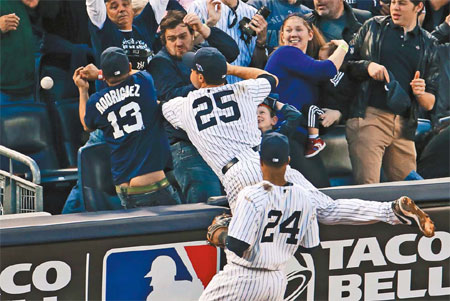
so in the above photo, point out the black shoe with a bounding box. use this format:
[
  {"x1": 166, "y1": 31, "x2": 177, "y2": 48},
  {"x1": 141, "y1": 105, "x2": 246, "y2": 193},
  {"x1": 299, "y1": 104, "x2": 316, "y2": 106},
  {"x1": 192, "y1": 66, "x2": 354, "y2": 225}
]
[{"x1": 392, "y1": 196, "x2": 435, "y2": 237}]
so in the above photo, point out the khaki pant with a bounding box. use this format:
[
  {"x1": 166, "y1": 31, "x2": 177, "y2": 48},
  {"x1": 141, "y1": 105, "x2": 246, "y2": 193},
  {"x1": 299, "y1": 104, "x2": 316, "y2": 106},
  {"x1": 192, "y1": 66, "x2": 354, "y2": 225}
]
[{"x1": 346, "y1": 106, "x2": 416, "y2": 184}]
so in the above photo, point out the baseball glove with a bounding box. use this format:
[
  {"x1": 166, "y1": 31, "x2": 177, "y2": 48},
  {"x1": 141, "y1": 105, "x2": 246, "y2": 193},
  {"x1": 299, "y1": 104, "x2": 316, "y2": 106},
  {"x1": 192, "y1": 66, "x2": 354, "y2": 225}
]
[{"x1": 207, "y1": 213, "x2": 232, "y2": 248}]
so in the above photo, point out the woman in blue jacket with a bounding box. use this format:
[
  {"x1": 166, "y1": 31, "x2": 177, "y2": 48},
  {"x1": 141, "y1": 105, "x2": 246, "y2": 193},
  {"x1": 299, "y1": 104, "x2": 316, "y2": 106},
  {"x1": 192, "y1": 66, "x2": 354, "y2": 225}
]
[{"x1": 265, "y1": 13, "x2": 349, "y2": 187}]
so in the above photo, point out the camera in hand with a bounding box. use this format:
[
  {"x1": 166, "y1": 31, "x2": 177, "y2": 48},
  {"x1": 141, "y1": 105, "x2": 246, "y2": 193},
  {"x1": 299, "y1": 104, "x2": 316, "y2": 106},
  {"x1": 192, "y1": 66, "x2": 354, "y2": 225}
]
[{"x1": 239, "y1": 6, "x2": 271, "y2": 37}]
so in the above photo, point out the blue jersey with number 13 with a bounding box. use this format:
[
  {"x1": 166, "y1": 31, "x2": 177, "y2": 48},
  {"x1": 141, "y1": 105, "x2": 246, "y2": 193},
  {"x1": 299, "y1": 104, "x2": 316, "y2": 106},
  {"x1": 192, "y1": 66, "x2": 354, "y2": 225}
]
[{"x1": 85, "y1": 71, "x2": 170, "y2": 185}]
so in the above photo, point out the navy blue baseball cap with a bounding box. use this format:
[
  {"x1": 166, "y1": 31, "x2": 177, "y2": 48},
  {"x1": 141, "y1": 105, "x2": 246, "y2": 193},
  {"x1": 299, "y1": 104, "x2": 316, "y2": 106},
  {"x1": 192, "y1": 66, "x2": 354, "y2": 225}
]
[
  {"x1": 260, "y1": 132, "x2": 290, "y2": 166},
  {"x1": 100, "y1": 47, "x2": 130, "y2": 78},
  {"x1": 182, "y1": 47, "x2": 227, "y2": 83}
]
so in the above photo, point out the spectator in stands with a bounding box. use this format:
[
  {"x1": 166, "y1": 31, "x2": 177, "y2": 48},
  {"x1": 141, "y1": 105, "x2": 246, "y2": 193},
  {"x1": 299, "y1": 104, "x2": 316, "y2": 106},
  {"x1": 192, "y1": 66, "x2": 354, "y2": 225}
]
[
  {"x1": 246, "y1": 0, "x2": 312, "y2": 52},
  {"x1": 188, "y1": 0, "x2": 269, "y2": 83},
  {"x1": 62, "y1": 0, "x2": 185, "y2": 213},
  {"x1": 258, "y1": 99, "x2": 326, "y2": 160},
  {"x1": 149, "y1": 10, "x2": 239, "y2": 203},
  {"x1": 418, "y1": 123, "x2": 450, "y2": 179},
  {"x1": 429, "y1": 15, "x2": 450, "y2": 126},
  {"x1": 40, "y1": 0, "x2": 91, "y2": 46},
  {"x1": 416, "y1": 15, "x2": 449, "y2": 179},
  {"x1": 305, "y1": 0, "x2": 372, "y2": 42},
  {"x1": 345, "y1": 0, "x2": 386, "y2": 16},
  {"x1": 86, "y1": 0, "x2": 184, "y2": 72},
  {"x1": 304, "y1": 0, "x2": 369, "y2": 130},
  {"x1": 346, "y1": 0, "x2": 439, "y2": 184},
  {"x1": 421, "y1": 0, "x2": 449, "y2": 33},
  {"x1": 0, "y1": 0, "x2": 39, "y2": 103},
  {"x1": 265, "y1": 14, "x2": 349, "y2": 187},
  {"x1": 73, "y1": 47, "x2": 181, "y2": 208}
]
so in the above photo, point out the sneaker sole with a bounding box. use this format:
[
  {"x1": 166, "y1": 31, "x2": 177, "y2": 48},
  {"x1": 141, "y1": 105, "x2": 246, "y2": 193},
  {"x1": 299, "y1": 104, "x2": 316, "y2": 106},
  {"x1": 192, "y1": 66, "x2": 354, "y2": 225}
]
[
  {"x1": 400, "y1": 197, "x2": 435, "y2": 238},
  {"x1": 305, "y1": 142, "x2": 327, "y2": 158}
]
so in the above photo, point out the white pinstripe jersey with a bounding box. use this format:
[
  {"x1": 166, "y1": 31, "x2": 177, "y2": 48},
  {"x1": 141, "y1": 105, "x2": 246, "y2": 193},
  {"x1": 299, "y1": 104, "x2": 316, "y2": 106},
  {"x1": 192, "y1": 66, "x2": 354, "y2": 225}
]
[
  {"x1": 226, "y1": 181, "x2": 320, "y2": 271},
  {"x1": 162, "y1": 78, "x2": 271, "y2": 177},
  {"x1": 188, "y1": 0, "x2": 257, "y2": 84}
]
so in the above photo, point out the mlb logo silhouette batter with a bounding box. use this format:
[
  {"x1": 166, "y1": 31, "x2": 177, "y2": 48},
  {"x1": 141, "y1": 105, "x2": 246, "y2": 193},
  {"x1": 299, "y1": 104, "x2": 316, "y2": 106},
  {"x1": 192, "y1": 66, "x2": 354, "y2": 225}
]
[{"x1": 102, "y1": 241, "x2": 219, "y2": 300}]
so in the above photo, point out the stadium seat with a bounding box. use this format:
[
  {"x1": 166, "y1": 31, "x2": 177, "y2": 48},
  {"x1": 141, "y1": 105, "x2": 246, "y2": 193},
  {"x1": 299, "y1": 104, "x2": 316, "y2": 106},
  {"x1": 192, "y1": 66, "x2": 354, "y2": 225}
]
[
  {"x1": 53, "y1": 98, "x2": 89, "y2": 167},
  {"x1": 78, "y1": 142, "x2": 122, "y2": 211},
  {"x1": 0, "y1": 102, "x2": 78, "y2": 214},
  {"x1": 37, "y1": 53, "x2": 91, "y2": 167},
  {"x1": 0, "y1": 102, "x2": 60, "y2": 173},
  {"x1": 320, "y1": 125, "x2": 354, "y2": 186}
]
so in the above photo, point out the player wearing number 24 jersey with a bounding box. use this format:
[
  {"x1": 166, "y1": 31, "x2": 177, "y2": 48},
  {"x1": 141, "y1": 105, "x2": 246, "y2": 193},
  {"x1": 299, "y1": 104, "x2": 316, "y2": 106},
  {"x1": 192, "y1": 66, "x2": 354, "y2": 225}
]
[
  {"x1": 74, "y1": 47, "x2": 180, "y2": 208},
  {"x1": 200, "y1": 133, "x2": 320, "y2": 301}
]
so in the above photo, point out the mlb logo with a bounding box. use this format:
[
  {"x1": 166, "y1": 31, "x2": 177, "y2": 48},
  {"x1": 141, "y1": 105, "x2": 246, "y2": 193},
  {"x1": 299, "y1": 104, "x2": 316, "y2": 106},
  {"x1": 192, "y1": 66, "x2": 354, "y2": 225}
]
[{"x1": 102, "y1": 241, "x2": 220, "y2": 301}]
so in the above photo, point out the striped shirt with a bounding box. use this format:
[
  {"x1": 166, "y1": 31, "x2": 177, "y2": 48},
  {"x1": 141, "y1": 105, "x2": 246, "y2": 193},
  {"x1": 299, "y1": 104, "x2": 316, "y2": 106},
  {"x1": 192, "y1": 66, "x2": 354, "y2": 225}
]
[
  {"x1": 162, "y1": 78, "x2": 271, "y2": 177},
  {"x1": 226, "y1": 181, "x2": 320, "y2": 271},
  {"x1": 188, "y1": 0, "x2": 257, "y2": 84}
]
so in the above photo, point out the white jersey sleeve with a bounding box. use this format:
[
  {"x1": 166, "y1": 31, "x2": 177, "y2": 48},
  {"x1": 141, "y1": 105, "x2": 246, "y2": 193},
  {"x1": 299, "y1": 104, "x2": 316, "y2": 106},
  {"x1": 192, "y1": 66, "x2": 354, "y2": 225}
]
[
  {"x1": 227, "y1": 188, "x2": 263, "y2": 246},
  {"x1": 86, "y1": 0, "x2": 107, "y2": 29},
  {"x1": 161, "y1": 97, "x2": 186, "y2": 130},
  {"x1": 299, "y1": 208, "x2": 320, "y2": 249},
  {"x1": 242, "y1": 77, "x2": 272, "y2": 105},
  {"x1": 187, "y1": 0, "x2": 208, "y2": 23}
]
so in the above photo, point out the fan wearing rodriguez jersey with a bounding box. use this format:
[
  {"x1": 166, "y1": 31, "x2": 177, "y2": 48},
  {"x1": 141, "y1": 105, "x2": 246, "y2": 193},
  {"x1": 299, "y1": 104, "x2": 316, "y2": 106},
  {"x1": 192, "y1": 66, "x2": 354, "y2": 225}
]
[{"x1": 73, "y1": 47, "x2": 181, "y2": 208}]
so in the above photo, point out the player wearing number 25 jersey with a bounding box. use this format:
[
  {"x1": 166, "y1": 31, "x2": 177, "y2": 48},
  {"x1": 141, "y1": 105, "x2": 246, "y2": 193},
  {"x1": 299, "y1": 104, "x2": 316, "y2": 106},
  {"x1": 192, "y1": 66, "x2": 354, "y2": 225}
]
[
  {"x1": 200, "y1": 133, "x2": 320, "y2": 301},
  {"x1": 162, "y1": 47, "x2": 435, "y2": 241},
  {"x1": 75, "y1": 47, "x2": 180, "y2": 208}
]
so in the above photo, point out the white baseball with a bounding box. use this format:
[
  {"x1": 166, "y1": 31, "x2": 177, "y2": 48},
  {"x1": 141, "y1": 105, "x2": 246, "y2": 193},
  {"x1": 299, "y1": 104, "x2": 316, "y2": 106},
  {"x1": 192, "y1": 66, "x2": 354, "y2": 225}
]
[{"x1": 40, "y1": 76, "x2": 54, "y2": 90}]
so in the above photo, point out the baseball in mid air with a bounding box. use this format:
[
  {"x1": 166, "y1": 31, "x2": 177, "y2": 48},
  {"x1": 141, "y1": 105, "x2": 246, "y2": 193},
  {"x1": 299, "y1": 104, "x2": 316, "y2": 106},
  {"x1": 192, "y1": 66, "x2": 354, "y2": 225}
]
[{"x1": 40, "y1": 76, "x2": 54, "y2": 90}]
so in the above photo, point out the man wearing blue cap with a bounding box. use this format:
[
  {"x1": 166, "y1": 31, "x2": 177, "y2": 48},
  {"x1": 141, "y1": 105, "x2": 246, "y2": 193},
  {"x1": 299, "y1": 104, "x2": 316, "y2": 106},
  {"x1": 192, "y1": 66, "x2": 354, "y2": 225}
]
[
  {"x1": 73, "y1": 46, "x2": 180, "y2": 208},
  {"x1": 202, "y1": 131, "x2": 434, "y2": 300},
  {"x1": 163, "y1": 47, "x2": 435, "y2": 240},
  {"x1": 201, "y1": 131, "x2": 321, "y2": 300}
]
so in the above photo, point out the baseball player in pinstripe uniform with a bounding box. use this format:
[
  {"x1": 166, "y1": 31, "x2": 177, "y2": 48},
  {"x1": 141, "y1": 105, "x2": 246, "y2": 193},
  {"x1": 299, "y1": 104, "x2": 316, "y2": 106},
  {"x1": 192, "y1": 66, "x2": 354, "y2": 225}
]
[
  {"x1": 200, "y1": 132, "x2": 320, "y2": 300},
  {"x1": 162, "y1": 47, "x2": 435, "y2": 238}
]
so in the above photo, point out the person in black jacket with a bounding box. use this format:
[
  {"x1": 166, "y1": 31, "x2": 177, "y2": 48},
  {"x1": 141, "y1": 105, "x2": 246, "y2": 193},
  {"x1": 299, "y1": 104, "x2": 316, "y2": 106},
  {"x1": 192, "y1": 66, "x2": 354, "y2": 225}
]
[
  {"x1": 148, "y1": 10, "x2": 239, "y2": 204},
  {"x1": 346, "y1": 0, "x2": 440, "y2": 184},
  {"x1": 305, "y1": 0, "x2": 372, "y2": 42}
]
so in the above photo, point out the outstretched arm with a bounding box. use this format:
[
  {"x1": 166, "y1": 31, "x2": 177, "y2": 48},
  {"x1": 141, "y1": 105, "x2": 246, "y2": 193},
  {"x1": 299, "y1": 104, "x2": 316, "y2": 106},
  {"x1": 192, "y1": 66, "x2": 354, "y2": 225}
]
[
  {"x1": 86, "y1": 0, "x2": 107, "y2": 29},
  {"x1": 227, "y1": 64, "x2": 278, "y2": 86},
  {"x1": 73, "y1": 67, "x2": 93, "y2": 132}
]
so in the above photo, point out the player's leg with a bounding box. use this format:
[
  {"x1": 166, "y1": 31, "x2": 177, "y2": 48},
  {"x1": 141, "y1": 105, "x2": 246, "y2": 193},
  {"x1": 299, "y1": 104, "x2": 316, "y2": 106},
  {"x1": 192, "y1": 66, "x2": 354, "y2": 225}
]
[
  {"x1": 285, "y1": 168, "x2": 434, "y2": 237},
  {"x1": 222, "y1": 154, "x2": 263, "y2": 212},
  {"x1": 200, "y1": 264, "x2": 286, "y2": 301}
]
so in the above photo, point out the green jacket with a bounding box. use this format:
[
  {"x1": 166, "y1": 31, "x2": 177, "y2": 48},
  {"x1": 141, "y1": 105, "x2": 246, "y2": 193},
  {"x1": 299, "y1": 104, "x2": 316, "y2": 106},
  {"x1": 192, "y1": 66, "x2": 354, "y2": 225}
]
[{"x1": 0, "y1": 0, "x2": 35, "y2": 95}]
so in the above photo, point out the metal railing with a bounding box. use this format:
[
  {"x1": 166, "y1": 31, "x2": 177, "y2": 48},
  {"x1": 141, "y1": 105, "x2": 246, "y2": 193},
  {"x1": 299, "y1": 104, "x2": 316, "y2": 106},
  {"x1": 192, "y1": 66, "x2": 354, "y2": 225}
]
[{"x1": 0, "y1": 145, "x2": 43, "y2": 214}]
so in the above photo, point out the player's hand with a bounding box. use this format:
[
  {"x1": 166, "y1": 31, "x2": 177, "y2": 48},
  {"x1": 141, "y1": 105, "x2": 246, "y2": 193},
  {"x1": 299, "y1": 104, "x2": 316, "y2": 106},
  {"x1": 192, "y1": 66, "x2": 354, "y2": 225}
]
[
  {"x1": 22, "y1": 0, "x2": 39, "y2": 8},
  {"x1": 445, "y1": 14, "x2": 450, "y2": 26},
  {"x1": 73, "y1": 67, "x2": 89, "y2": 90},
  {"x1": 368, "y1": 62, "x2": 390, "y2": 82},
  {"x1": 249, "y1": 14, "x2": 268, "y2": 45},
  {"x1": 206, "y1": 0, "x2": 221, "y2": 27},
  {"x1": 184, "y1": 13, "x2": 211, "y2": 38},
  {"x1": 207, "y1": 213, "x2": 232, "y2": 248},
  {"x1": 410, "y1": 71, "x2": 426, "y2": 97},
  {"x1": 320, "y1": 108, "x2": 342, "y2": 127},
  {"x1": 80, "y1": 64, "x2": 100, "y2": 81},
  {"x1": 0, "y1": 13, "x2": 20, "y2": 33}
]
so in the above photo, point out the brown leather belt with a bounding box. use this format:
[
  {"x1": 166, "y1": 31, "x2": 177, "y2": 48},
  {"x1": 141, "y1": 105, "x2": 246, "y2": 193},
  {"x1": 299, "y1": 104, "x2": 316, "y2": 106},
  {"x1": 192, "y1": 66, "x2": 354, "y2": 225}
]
[{"x1": 116, "y1": 178, "x2": 169, "y2": 195}]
